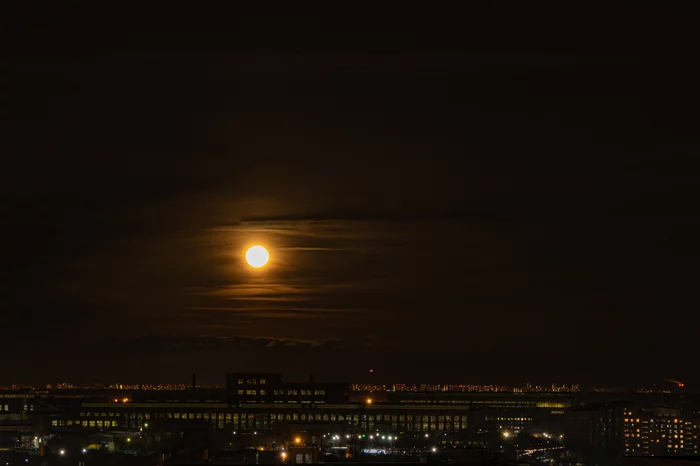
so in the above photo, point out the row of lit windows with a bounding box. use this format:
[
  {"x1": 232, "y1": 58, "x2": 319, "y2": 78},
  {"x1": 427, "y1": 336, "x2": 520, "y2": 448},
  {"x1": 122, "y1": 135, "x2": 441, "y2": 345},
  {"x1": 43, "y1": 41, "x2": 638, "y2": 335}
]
[
  {"x1": 237, "y1": 379, "x2": 267, "y2": 385},
  {"x1": 52, "y1": 420, "x2": 119, "y2": 427},
  {"x1": 80, "y1": 412, "x2": 127, "y2": 417},
  {"x1": 625, "y1": 417, "x2": 684, "y2": 424},
  {"x1": 54, "y1": 412, "x2": 470, "y2": 432},
  {"x1": 230, "y1": 413, "x2": 469, "y2": 432},
  {"x1": 237, "y1": 389, "x2": 326, "y2": 396}
]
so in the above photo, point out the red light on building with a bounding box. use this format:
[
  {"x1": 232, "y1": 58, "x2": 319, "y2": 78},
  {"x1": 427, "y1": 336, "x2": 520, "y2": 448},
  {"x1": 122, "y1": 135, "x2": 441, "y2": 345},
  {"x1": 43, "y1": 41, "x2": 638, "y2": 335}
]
[
  {"x1": 369, "y1": 369, "x2": 374, "y2": 373},
  {"x1": 679, "y1": 383, "x2": 685, "y2": 387}
]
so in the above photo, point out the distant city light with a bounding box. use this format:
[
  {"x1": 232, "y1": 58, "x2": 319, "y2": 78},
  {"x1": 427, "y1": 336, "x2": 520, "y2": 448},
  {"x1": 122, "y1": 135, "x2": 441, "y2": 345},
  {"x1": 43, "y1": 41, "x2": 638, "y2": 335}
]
[
  {"x1": 425, "y1": 433, "x2": 429, "y2": 438},
  {"x1": 59, "y1": 449, "x2": 66, "y2": 456},
  {"x1": 366, "y1": 398, "x2": 373, "y2": 404},
  {"x1": 82, "y1": 448, "x2": 87, "y2": 453},
  {"x1": 432, "y1": 447, "x2": 437, "y2": 452},
  {"x1": 294, "y1": 437, "x2": 302, "y2": 445}
]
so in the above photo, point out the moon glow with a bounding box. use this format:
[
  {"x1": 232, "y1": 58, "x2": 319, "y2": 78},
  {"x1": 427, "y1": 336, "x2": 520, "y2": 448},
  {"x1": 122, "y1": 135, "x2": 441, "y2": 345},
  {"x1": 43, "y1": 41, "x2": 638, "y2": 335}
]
[{"x1": 245, "y1": 245, "x2": 270, "y2": 268}]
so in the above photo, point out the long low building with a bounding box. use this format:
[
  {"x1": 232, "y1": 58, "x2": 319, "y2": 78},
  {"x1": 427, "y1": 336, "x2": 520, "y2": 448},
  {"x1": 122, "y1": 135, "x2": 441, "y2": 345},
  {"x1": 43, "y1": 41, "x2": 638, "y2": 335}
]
[{"x1": 0, "y1": 373, "x2": 573, "y2": 437}]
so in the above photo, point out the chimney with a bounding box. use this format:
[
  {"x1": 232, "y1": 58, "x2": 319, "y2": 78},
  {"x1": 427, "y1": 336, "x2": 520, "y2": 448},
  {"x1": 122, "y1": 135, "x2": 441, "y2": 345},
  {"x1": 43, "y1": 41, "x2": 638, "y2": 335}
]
[{"x1": 192, "y1": 373, "x2": 196, "y2": 389}]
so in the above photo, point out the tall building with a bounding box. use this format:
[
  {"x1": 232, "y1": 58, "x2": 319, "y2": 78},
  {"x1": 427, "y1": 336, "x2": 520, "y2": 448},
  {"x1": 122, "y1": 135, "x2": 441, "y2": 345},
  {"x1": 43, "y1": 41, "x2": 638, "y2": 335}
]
[{"x1": 624, "y1": 407, "x2": 699, "y2": 456}]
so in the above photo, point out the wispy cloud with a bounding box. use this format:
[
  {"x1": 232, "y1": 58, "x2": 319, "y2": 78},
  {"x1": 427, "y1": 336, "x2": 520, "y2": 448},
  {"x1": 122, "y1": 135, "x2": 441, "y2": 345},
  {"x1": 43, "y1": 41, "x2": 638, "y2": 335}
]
[
  {"x1": 124, "y1": 334, "x2": 342, "y2": 351},
  {"x1": 184, "y1": 306, "x2": 372, "y2": 318}
]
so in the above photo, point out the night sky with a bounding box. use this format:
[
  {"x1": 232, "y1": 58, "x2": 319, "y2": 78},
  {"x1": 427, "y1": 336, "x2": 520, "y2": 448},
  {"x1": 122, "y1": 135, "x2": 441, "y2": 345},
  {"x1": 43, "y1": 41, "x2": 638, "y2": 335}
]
[{"x1": 3, "y1": 6, "x2": 699, "y2": 387}]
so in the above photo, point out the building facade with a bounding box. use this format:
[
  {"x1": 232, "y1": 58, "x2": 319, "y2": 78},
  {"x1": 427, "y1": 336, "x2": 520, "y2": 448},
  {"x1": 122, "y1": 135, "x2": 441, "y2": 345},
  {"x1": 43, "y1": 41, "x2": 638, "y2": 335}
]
[{"x1": 624, "y1": 407, "x2": 699, "y2": 456}]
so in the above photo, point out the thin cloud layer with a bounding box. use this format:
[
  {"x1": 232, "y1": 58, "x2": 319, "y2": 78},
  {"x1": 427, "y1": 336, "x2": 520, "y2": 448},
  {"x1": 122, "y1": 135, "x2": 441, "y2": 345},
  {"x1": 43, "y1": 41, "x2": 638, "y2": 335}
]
[{"x1": 126, "y1": 334, "x2": 342, "y2": 351}]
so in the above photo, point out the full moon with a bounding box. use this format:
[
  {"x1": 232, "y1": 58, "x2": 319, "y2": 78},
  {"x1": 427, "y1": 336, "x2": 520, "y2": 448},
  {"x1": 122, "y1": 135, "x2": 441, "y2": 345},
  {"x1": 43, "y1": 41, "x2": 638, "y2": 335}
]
[{"x1": 245, "y1": 245, "x2": 269, "y2": 268}]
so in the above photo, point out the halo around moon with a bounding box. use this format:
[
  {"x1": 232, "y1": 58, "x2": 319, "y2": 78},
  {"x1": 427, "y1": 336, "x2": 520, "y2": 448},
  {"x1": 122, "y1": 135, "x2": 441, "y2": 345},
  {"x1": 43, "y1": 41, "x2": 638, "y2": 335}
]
[{"x1": 245, "y1": 245, "x2": 270, "y2": 268}]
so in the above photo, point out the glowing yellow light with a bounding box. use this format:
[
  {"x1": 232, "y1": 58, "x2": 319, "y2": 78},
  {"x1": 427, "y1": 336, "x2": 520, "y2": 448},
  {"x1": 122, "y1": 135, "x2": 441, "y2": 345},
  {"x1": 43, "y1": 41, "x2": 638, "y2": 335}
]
[
  {"x1": 294, "y1": 437, "x2": 302, "y2": 445},
  {"x1": 281, "y1": 452, "x2": 287, "y2": 459},
  {"x1": 245, "y1": 245, "x2": 269, "y2": 268},
  {"x1": 122, "y1": 398, "x2": 129, "y2": 403},
  {"x1": 366, "y1": 398, "x2": 373, "y2": 405}
]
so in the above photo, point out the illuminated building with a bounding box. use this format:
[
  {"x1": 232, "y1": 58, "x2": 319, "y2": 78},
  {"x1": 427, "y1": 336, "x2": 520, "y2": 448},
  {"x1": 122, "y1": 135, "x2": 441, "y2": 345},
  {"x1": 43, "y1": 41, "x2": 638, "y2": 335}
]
[
  {"x1": 0, "y1": 373, "x2": 580, "y2": 441},
  {"x1": 623, "y1": 407, "x2": 699, "y2": 457},
  {"x1": 226, "y1": 373, "x2": 348, "y2": 405}
]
